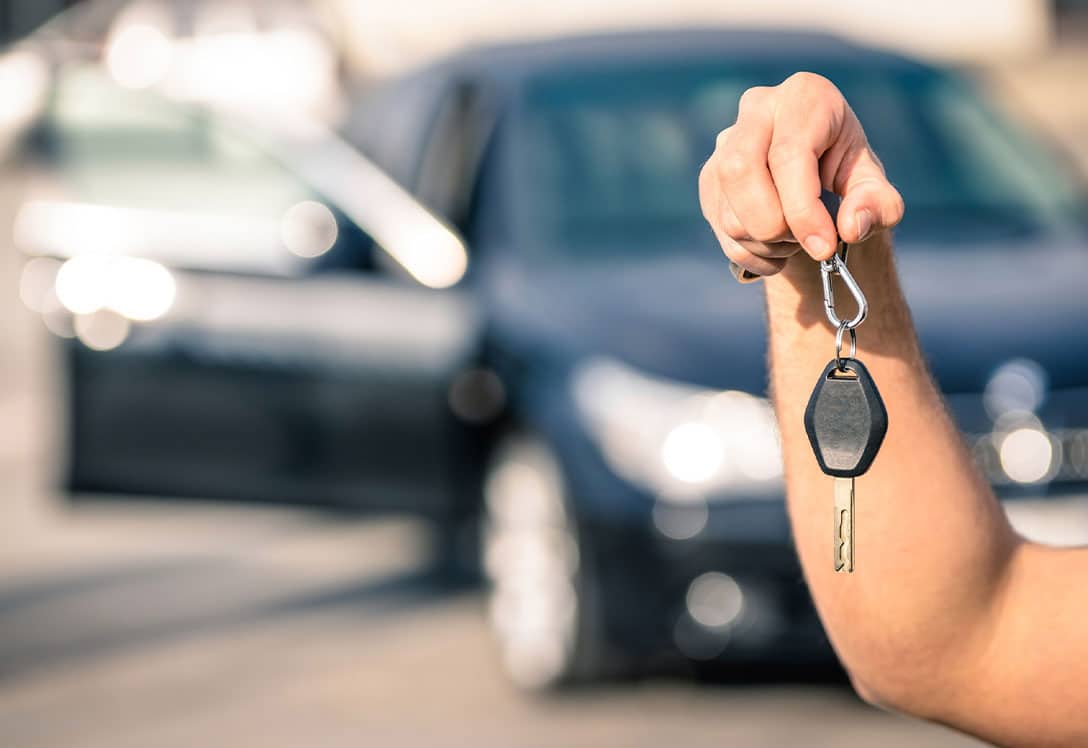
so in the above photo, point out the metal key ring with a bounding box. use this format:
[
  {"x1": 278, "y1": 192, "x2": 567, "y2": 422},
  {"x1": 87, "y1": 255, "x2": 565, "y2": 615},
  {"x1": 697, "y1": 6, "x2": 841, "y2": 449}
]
[{"x1": 835, "y1": 322, "x2": 856, "y2": 370}]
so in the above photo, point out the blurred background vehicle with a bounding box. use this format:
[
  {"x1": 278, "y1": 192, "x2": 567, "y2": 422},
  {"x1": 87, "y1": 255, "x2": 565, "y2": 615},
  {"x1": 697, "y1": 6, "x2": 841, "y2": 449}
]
[
  {"x1": 2, "y1": 1, "x2": 1088, "y2": 746},
  {"x1": 11, "y1": 17, "x2": 1088, "y2": 690},
  {"x1": 17, "y1": 61, "x2": 478, "y2": 518}
]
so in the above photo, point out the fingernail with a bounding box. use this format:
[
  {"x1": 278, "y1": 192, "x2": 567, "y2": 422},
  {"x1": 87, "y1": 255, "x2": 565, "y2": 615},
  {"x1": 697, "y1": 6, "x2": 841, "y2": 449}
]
[
  {"x1": 804, "y1": 235, "x2": 831, "y2": 259},
  {"x1": 855, "y1": 209, "x2": 872, "y2": 241}
]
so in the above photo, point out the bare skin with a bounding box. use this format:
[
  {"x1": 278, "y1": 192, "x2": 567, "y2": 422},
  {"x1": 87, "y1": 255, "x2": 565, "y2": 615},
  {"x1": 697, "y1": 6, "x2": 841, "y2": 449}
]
[{"x1": 699, "y1": 72, "x2": 1088, "y2": 746}]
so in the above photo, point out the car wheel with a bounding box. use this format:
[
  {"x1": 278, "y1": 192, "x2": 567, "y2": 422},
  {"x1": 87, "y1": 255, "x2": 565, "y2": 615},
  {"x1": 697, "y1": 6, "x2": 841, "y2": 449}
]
[{"x1": 482, "y1": 433, "x2": 611, "y2": 689}]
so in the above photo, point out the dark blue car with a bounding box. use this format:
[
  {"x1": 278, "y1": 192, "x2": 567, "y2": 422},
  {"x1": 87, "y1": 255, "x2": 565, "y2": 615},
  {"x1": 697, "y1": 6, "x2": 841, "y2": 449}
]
[{"x1": 21, "y1": 30, "x2": 1088, "y2": 688}]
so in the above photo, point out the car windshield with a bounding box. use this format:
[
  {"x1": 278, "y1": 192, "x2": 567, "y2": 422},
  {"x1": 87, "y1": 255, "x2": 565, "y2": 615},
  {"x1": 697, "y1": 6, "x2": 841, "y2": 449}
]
[{"x1": 506, "y1": 60, "x2": 1086, "y2": 256}]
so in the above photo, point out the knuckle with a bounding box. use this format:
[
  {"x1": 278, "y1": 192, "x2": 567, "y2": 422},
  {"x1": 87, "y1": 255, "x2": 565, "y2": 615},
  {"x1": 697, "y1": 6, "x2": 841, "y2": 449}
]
[
  {"x1": 781, "y1": 197, "x2": 820, "y2": 226},
  {"x1": 747, "y1": 215, "x2": 789, "y2": 243},
  {"x1": 889, "y1": 189, "x2": 906, "y2": 224},
  {"x1": 698, "y1": 159, "x2": 714, "y2": 197},
  {"x1": 767, "y1": 139, "x2": 806, "y2": 170},
  {"x1": 789, "y1": 201, "x2": 820, "y2": 223},
  {"x1": 785, "y1": 71, "x2": 834, "y2": 94},
  {"x1": 781, "y1": 72, "x2": 845, "y2": 119},
  {"x1": 748, "y1": 223, "x2": 783, "y2": 243},
  {"x1": 738, "y1": 86, "x2": 769, "y2": 113},
  {"x1": 714, "y1": 127, "x2": 732, "y2": 151},
  {"x1": 719, "y1": 151, "x2": 751, "y2": 183}
]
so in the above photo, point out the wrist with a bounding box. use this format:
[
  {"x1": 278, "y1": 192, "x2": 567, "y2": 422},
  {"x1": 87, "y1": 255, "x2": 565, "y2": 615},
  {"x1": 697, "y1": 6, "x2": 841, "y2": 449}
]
[
  {"x1": 761, "y1": 231, "x2": 917, "y2": 375},
  {"x1": 763, "y1": 232, "x2": 896, "y2": 332}
]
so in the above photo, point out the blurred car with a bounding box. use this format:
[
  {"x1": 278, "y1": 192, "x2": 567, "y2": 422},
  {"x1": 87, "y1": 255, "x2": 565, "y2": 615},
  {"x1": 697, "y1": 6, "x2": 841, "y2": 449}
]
[
  {"x1": 15, "y1": 29, "x2": 1088, "y2": 689},
  {"x1": 14, "y1": 60, "x2": 477, "y2": 515}
]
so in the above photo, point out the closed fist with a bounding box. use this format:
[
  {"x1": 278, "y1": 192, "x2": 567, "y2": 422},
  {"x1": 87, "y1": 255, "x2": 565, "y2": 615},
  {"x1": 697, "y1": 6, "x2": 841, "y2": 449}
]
[{"x1": 699, "y1": 72, "x2": 904, "y2": 278}]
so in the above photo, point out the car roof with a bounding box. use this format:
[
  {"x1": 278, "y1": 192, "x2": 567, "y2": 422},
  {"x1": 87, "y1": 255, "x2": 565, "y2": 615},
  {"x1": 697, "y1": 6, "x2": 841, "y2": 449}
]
[{"x1": 435, "y1": 27, "x2": 929, "y2": 84}]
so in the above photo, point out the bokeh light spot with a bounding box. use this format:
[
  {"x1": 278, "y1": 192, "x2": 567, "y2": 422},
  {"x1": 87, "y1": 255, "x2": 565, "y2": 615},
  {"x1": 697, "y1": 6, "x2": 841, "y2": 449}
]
[
  {"x1": 75, "y1": 310, "x2": 131, "y2": 351},
  {"x1": 281, "y1": 200, "x2": 338, "y2": 258},
  {"x1": 661, "y1": 422, "x2": 722, "y2": 483},
  {"x1": 999, "y1": 427, "x2": 1054, "y2": 484},
  {"x1": 106, "y1": 23, "x2": 173, "y2": 90}
]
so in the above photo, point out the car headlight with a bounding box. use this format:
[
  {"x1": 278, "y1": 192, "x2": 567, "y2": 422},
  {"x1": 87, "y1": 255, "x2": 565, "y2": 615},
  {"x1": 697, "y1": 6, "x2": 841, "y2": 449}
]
[{"x1": 571, "y1": 357, "x2": 783, "y2": 503}]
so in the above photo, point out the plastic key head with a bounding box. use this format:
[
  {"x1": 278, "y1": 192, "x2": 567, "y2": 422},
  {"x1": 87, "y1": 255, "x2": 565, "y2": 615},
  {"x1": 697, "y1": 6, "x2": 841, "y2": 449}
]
[{"x1": 804, "y1": 358, "x2": 888, "y2": 478}]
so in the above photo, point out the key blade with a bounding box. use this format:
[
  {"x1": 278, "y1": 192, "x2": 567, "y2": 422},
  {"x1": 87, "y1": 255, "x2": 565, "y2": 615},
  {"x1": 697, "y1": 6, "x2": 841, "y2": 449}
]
[{"x1": 834, "y1": 477, "x2": 854, "y2": 573}]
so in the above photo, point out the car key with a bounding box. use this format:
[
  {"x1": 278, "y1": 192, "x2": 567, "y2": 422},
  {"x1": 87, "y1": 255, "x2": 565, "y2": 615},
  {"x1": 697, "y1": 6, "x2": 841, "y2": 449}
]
[{"x1": 803, "y1": 242, "x2": 888, "y2": 573}]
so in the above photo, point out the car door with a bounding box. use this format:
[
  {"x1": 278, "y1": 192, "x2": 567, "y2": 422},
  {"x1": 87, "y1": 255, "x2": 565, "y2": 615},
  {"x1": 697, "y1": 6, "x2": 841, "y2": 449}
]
[{"x1": 22, "y1": 66, "x2": 478, "y2": 514}]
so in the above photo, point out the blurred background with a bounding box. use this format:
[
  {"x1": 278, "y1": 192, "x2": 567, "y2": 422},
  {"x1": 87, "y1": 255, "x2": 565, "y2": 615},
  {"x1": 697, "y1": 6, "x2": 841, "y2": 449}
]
[{"x1": 1, "y1": 1, "x2": 1087, "y2": 746}]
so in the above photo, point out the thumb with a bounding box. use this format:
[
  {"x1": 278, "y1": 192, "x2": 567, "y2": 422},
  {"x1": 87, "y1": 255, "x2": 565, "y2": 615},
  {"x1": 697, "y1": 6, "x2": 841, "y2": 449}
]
[{"x1": 834, "y1": 148, "x2": 905, "y2": 243}]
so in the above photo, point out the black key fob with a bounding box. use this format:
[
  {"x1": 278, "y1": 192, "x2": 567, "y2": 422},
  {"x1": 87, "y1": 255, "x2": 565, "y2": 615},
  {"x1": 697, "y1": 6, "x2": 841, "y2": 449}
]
[{"x1": 804, "y1": 358, "x2": 888, "y2": 478}]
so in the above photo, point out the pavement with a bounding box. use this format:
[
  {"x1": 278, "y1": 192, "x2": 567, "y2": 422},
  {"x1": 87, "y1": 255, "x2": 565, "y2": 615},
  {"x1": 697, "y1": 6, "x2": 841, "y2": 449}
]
[{"x1": 0, "y1": 501, "x2": 986, "y2": 748}]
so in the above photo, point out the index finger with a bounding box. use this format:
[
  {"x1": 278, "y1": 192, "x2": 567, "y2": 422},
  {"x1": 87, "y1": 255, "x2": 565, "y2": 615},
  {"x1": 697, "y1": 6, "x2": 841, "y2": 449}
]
[{"x1": 766, "y1": 104, "x2": 839, "y2": 261}]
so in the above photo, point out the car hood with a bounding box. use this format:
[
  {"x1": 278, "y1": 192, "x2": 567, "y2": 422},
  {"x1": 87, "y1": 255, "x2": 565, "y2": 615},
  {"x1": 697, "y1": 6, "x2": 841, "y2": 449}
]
[{"x1": 484, "y1": 234, "x2": 1088, "y2": 396}]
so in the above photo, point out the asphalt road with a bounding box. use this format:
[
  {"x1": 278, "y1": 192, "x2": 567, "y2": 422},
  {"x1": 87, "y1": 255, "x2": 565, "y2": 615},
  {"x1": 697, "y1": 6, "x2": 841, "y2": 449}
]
[{"x1": 0, "y1": 500, "x2": 987, "y2": 748}]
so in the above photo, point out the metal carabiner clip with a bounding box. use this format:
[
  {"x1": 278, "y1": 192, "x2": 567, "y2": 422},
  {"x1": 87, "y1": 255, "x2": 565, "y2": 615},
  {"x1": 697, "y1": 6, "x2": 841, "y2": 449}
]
[{"x1": 819, "y1": 241, "x2": 868, "y2": 330}]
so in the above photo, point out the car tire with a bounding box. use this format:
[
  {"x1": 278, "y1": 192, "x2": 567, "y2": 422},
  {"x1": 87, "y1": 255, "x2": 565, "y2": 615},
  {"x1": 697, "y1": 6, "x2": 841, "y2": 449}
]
[{"x1": 482, "y1": 433, "x2": 619, "y2": 689}]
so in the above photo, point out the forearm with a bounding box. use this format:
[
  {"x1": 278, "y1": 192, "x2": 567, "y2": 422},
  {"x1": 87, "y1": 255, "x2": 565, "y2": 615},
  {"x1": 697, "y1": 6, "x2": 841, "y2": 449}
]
[
  {"x1": 705, "y1": 71, "x2": 1088, "y2": 746},
  {"x1": 764, "y1": 233, "x2": 1020, "y2": 712}
]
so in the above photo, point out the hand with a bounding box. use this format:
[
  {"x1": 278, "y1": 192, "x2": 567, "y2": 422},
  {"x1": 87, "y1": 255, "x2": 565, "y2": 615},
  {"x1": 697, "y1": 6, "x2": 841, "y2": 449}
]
[{"x1": 699, "y1": 72, "x2": 904, "y2": 278}]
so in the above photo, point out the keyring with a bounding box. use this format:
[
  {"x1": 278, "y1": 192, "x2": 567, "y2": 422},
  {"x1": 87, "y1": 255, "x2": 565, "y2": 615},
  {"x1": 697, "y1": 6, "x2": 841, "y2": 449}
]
[{"x1": 835, "y1": 322, "x2": 856, "y2": 370}]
